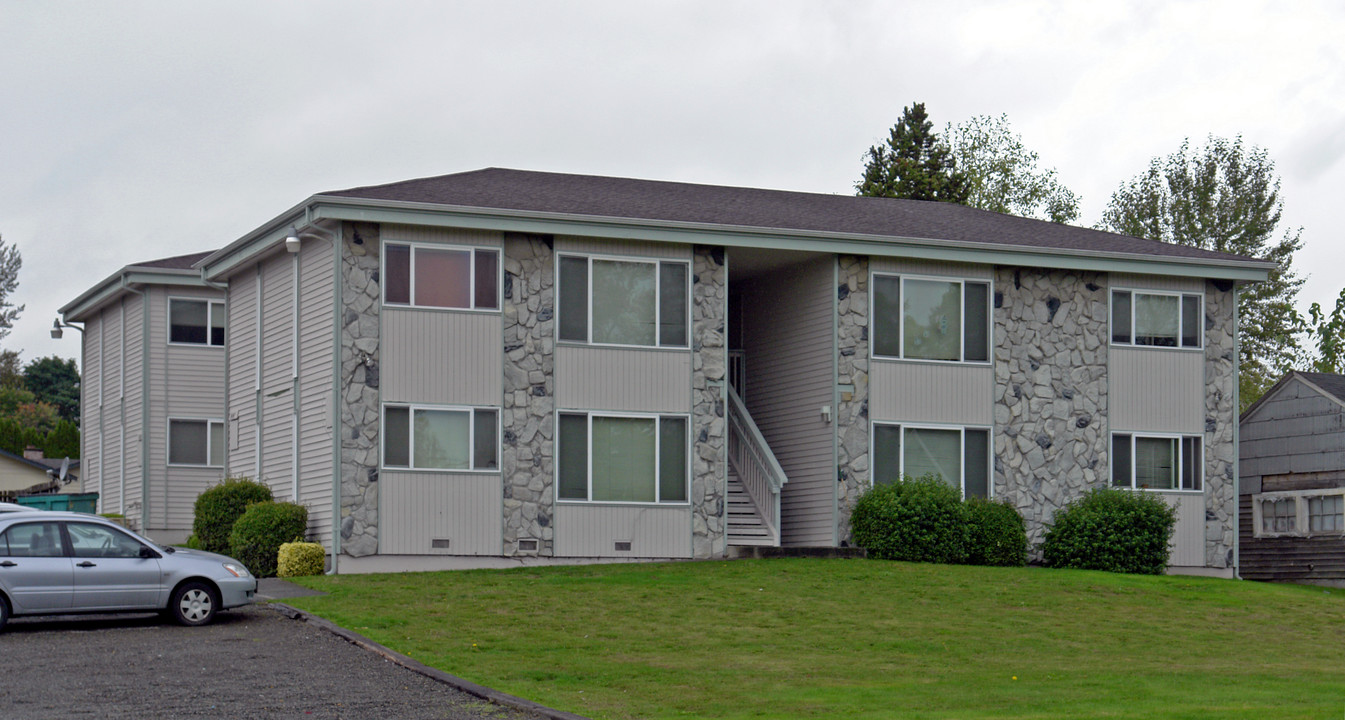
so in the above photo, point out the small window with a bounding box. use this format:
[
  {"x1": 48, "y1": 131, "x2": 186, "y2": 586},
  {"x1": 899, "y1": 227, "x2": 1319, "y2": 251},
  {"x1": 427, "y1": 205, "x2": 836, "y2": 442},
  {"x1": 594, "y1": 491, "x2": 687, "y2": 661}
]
[
  {"x1": 1256, "y1": 491, "x2": 1345, "y2": 537},
  {"x1": 557, "y1": 255, "x2": 690, "y2": 348},
  {"x1": 557, "y1": 412, "x2": 689, "y2": 503},
  {"x1": 1111, "y1": 433, "x2": 1201, "y2": 490},
  {"x1": 871, "y1": 273, "x2": 991, "y2": 363},
  {"x1": 383, "y1": 243, "x2": 500, "y2": 311},
  {"x1": 168, "y1": 419, "x2": 224, "y2": 466},
  {"x1": 1111, "y1": 289, "x2": 1201, "y2": 349},
  {"x1": 871, "y1": 423, "x2": 991, "y2": 498},
  {"x1": 1262, "y1": 498, "x2": 1297, "y2": 534},
  {"x1": 382, "y1": 404, "x2": 498, "y2": 471},
  {"x1": 170, "y1": 299, "x2": 226, "y2": 346}
]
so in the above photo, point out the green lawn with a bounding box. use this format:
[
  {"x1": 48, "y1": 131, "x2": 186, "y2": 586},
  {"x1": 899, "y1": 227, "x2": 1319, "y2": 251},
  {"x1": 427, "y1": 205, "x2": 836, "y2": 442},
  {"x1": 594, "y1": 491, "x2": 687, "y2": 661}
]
[{"x1": 284, "y1": 559, "x2": 1345, "y2": 719}]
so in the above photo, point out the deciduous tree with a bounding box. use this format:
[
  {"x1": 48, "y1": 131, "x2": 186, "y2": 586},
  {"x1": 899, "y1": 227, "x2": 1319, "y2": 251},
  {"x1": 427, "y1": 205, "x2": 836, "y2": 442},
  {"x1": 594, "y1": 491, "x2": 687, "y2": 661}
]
[{"x1": 944, "y1": 114, "x2": 1080, "y2": 223}]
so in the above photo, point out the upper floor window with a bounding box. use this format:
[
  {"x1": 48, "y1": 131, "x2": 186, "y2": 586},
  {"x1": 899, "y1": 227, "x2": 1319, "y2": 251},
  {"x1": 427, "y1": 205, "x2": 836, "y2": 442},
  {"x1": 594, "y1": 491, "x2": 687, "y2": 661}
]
[
  {"x1": 384, "y1": 243, "x2": 500, "y2": 311},
  {"x1": 557, "y1": 255, "x2": 689, "y2": 348},
  {"x1": 1111, "y1": 432, "x2": 1201, "y2": 491},
  {"x1": 168, "y1": 418, "x2": 224, "y2": 467},
  {"x1": 1111, "y1": 290, "x2": 1201, "y2": 348},
  {"x1": 871, "y1": 274, "x2": 990, "y2": 363},
  {"x1": 382, "y1": 404, "x2": 499, "y2": 471},
  {"x1": 169, "y1": 299, "x2": 226, "y2": 346},
  {"x1": 871, "y1": 422, "x2": 990, "y2": 498}
]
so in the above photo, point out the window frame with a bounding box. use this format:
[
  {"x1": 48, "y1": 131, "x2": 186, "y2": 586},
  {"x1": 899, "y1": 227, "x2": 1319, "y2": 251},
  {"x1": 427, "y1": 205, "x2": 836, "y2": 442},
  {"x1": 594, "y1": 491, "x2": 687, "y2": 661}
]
[
  {"x1": 380, "y1": 403, "x2": 500, "y2": 473},
  {"x1": 869, "y1": 271, "x2": 992, "y2": 365},
  {"x1": 555, "y1": 410, "x2": 691, "y2": 505},
  {"x1": 166, "y1": 417, "x2": 225, "y2": 468},
  {"x1": 167, "y1": 297, "x2": 227, "y2": 347},
  {"x1": 1110, "y1": 432, "x2": 1203, "y2": 492},
  {"x1": 868, "y1": 421, "x2": 993, "y2": 498},
  {"x1": 1252, "y1": 489, "x2": 1345, "y2": 538},
  {"x1": 381, "y1": 241, "x2": 502, "y2": 312},
  {"x1": 555, "y1": 253, "x2": 692, "y2": 350},
  {"x1": 1110, "y1": 288, "x2": 1203, "y2": 350}
]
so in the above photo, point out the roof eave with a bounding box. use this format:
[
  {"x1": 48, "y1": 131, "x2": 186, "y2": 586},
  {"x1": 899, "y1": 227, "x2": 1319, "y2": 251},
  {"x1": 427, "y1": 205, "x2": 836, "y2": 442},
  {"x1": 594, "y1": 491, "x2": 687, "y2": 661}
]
[{"x1": 60, "y1": 266, "x2": 211, "y2": 321}]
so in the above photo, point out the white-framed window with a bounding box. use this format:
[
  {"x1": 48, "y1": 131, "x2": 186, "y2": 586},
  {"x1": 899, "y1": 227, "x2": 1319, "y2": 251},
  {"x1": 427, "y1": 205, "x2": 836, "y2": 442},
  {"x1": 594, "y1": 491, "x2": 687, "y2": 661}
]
[
  {"x1": 1110, "y1": 289, "x2": 1202, "y2": 348},
  {"x1": 556, "y1": 254, "x2": 690, "y2": 348},
  {"x1": 383, "y1": 242, "x2": 501, "y2": 311},
  {"x1": 382, "y1": 404, "x2": 499, "y2": 471},
  {"x1": 870, "y1": 273, "x2": 991, "y2": 363},
  {"x1": 1252, "y1": 489, "x2": 1345, "y2": 537},
  {"x1": 870, "y1": 422, "x2": 991, "y2": 498},
  {"x1": 168, "y1": 298, "x2": 226, "y2": 346},
  {"x1": 1111, "y1": 433, "x2": 1202, "y2": 491},
  {"x1": 557, "y1": 411, "x2": 689, "y2": 504},
  {"x1": 168, "y1": 418, "x2": 224, "y2": 467}
]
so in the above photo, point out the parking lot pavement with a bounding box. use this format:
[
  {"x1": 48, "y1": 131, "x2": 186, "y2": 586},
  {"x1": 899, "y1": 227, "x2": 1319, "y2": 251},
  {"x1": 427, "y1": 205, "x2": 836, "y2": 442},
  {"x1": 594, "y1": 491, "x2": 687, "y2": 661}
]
[{"x1": 0, "y1": 604, "x2": 555, "y2": 720}]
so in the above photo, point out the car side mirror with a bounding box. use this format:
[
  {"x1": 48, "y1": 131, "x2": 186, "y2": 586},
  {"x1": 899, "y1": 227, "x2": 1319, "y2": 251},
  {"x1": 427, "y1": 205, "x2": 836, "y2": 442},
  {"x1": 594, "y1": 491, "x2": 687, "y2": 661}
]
[{"x1": 140, "y1": 545, "x2": 160, "y2": 559}]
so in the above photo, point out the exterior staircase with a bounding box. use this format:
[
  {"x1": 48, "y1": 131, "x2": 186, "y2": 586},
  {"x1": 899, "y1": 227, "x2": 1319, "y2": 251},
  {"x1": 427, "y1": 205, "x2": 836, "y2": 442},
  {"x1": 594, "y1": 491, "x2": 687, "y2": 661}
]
[
  {"x1": 725, "y1": 384, "x2": 787, "y2": 547},
  {"x1": 727, "y1": 470, "x2": 774, "y2": 546}
]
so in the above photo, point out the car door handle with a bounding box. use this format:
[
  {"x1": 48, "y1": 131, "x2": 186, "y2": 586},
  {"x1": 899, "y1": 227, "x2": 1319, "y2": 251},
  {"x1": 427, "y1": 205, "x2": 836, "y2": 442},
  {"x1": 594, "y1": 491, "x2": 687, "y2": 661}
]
[
  {"x1": 76, "y1": 561, "x2": 97, "y2": 568},
  {"x1": 0, "y1": 560, "x2": 14, "y2": 567}
]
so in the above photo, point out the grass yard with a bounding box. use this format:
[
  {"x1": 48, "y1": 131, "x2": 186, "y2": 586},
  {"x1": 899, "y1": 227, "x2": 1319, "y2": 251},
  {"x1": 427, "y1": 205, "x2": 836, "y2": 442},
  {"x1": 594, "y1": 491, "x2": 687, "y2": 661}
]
[{"x1": 284, "y1": 559, "x2": 1345, "y2": 719}]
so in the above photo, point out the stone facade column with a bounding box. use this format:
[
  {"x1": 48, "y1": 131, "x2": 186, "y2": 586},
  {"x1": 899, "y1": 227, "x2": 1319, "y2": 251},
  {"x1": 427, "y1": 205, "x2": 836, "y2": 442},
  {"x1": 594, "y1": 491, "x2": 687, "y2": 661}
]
[
  {"x1": 835, "y1": 255, "x2": 870, "y2": 544},
  {"x1": 691, "y1": 246, "x2": 728, "y2": 558},
  {"x1": 1203, "y1": 281, "x2": 1237, "y2": 568},
  {"x1": 501, "y1": 233, "x2": 555, "y2": 556},
  {"x1": 339, "y1": 222, "x2": 381, "y2": 557},
  {"x1": 993, "y1": 268, "x2": 1109, "y2": 547}
]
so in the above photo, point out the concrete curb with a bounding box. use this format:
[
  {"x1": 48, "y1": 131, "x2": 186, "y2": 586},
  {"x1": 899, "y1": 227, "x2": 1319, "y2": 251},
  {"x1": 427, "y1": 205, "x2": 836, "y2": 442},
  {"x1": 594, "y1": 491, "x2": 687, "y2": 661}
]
[{"x1": 268, "y1": 602, "x2": 590, "y2": 720}]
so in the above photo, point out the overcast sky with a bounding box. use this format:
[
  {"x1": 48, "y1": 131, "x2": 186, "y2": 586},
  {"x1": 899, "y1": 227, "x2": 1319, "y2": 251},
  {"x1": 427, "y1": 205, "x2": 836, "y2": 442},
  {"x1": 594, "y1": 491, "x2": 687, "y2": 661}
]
[{"x1": 2, "y1": 0, "x2": 1341, "y2": 367}]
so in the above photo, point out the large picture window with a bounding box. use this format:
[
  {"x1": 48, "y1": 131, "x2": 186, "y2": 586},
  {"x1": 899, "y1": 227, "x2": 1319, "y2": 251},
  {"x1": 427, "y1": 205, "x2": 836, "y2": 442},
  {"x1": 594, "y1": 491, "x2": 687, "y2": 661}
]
[
  {"x1": 557, "y1": 412, "x2": 688, "y2": 503},
  {"x1": 871, "y1": 274, "x2": 990, "y2": 362},
  {"x1": 1111, "y1": 433, "x2": 1201, "y2": 490},
  {"x1": 169, "y1": 299, "x2": 226, "y2": 346},
  {"x1": 1111, "y1": 289, "x2": 1201, "y2": 348},
  {"x1": 384, "y1": 243, "x2": 500, "y2": 310},
  {"x1": 382, "y1": 404, "x2": 499, "y2": 471},
  {"x1": 557, "y1": 255, "x2": 689, "y2": 347},
  {"x1": 168, "y1": 418, "x2": 224, "y2": 466},
  {"x1": 1253, "y1": 490, "x2": 1345, "y2": 538},
  {"x1": 871, "y1": 423, "x2": 990, "y2": 498}
]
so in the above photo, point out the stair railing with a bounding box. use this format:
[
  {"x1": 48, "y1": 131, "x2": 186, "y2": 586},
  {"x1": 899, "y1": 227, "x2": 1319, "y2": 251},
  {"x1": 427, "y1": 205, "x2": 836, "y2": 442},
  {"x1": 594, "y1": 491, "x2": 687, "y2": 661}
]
[{"x1": 726, "y1": 384, "x2": 787, "y2": 545}]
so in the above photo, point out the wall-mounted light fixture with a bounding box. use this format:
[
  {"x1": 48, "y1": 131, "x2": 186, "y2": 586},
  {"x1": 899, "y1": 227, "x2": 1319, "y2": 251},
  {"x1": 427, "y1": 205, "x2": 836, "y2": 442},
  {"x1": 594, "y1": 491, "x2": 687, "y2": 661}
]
[
  {"x1": 285, "y1": 226, "x2": 301, "y2": 253},
  {"x1": 50, "y1": 318, "x2": 84, "y2": 340}
]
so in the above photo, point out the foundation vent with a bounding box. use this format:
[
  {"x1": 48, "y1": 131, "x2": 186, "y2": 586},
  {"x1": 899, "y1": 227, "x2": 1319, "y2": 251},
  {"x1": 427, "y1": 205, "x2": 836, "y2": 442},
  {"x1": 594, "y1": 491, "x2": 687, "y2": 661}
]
[
  {"x1": 517, "y1": 539, "x2": 539, "y2": 552},
  {"x1": 431, "y1": 538, "x2": 451, "y2": 549},
  {"x1": 614, "y1": 541, "x2": 632, "y2": 552}
]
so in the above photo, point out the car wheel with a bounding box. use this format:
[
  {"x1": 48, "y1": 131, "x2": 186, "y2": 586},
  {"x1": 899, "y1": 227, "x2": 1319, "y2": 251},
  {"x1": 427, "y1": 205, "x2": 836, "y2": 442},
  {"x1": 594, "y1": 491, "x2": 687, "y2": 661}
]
[
  {"x1": 0, "y1": 594, "x2": 9, "y2": 633},
  {"x1": 170, "y1": 581, "x2": 218, "y2": 627}
]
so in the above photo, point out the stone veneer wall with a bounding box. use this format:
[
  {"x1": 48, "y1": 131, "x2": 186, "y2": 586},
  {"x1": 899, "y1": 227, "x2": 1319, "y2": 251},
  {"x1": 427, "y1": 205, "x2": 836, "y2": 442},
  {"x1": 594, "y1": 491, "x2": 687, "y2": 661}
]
[
  {"x1": 691, "y1": 246, "x2": 728, "y2": 558},
  {"x1": 501, "y1": 233, "x2": 556, "y2": 556},
  {"x1": 835, "y1": 255, "x2": 870, "y2": 544},
  {"x1": 339, "y1": 221, "x2": 381, "y2": 557},
  {"x1": 1203, "y1": 282, "x2": 1237, "y2": 568},
  {"x1": 993, "y1": 268, "x2": 1109, "y2": 545}
]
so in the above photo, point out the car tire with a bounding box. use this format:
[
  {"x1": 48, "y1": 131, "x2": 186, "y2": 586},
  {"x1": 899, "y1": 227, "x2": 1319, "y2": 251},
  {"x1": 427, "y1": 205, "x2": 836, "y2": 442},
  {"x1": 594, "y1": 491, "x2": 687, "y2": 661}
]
[
  {"x1": 0, "y1": 594, "x2": 9, "y2": 633},
  {"x1": 170, "y1": 581, "x2": 218, "y2": 627}
]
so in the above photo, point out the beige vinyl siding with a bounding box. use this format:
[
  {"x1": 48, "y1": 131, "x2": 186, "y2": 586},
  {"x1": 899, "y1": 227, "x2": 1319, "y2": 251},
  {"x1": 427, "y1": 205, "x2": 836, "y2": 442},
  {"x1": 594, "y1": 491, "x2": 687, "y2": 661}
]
[
  {"x1": 1110, "y1": 347, "x2": 1204, "y2": 433},
  {"x1": 101, "y1": 303, "x2": 125, "y2": 514},
  {"x1": 259, "y1": 252, "x2": 295, "y2": 498},
  {"x1": 556, "y1": 346, "x2": 691, "y2": 413},
  {"x1": 741, "y1": 254, "x2": 835, "y2": 546},
  {"x1": 379, "y1": 472, "x2": 502, "y2": 555},
  {"x1": 382, "y1": 224, "x2": 502, "y2": 247},
  {"x1": 870, "y1": 256, "x2": 993, "y2": 280},
  {"x1": 554, "y1": 504, "x2": 692, "y2": 557},
  {"x1": 382, "y1": 309, "x2": 501, "y2": 405},
  {"x1": 869, "y1": 362, "x2": 994, "y2": 425},
  {"x1": 1163, "y1": 492, "x2": 1206, "y2": 566},
  {"x1": 555, "y1": 236, "x2": 690, "y2": 259},
  {"x1": 226, "y1": 268, "x2": 259, "y2": 478},
  {"x1": 81, "y1": 314, "x2": 102, "y2": 509},
  {"x1": 120, "y1": 293, "x2": 145, "y2": 524},
  {"x1": 1110, "y1": 273, "x2": 1204, "y2": 293},
  {"x1": 296, "y1": 236, "x2": 336, "y2": 543}
]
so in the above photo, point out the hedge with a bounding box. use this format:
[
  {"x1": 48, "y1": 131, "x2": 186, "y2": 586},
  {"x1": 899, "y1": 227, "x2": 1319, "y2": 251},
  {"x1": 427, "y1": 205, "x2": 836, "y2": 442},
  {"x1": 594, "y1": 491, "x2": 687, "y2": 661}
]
[
  {"x1": 1040, "y1": 487, "x2": 1177, "y2": 575},
  {"x1": 192, "y1": 478, "x2": 273, "y2": 554},
  {"x1": 229, "y1": 501, "x2": 309, "y2": 578}
]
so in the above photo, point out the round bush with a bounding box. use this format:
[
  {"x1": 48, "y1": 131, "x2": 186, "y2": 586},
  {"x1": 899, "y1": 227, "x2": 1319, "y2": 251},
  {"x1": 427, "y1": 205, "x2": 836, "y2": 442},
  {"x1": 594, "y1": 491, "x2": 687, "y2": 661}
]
[
  {"x1": 192, "y1": 478, "x2": 273, "y2": 554},
  {"x1": 278, "y1": 541, "x2": 326, "y2": 578},
  {"x1": 229, "y1": 501, "x2": 309, "y2": 578},
  {"x1": 964, "y1": 497, "x2": 1028, "y2": 567},
  {"x1": 851, "y1": 475, "x2": 969, "y2": 564},
  {"x1": 1040, "y1": 488, "x2": 1177, "y2": 575}
]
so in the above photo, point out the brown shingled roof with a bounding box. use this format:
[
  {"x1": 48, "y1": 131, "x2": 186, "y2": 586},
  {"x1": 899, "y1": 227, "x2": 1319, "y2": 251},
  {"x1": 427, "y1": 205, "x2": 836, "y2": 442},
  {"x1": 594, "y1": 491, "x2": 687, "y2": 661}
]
[
  {"x1": 322, "y1": 168, "x2": 1263, "y2": 264},
  {"x1": 132, "y1": 251, "x2": 216, "y2": 270}
]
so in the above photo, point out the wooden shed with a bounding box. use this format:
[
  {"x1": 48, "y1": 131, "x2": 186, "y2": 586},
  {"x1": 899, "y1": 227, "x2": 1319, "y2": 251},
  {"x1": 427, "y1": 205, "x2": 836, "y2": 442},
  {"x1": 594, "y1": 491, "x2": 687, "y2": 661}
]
[{"x1": 1239, "y1": 371, "x2": 1345, "y2": 584}]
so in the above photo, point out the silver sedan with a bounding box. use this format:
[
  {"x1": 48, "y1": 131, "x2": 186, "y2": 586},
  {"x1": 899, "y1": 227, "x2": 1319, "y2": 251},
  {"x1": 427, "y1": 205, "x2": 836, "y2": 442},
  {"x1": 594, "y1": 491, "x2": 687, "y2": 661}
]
[{"x1": 0, "y1": 511, "x2": 256, "y2": 631}]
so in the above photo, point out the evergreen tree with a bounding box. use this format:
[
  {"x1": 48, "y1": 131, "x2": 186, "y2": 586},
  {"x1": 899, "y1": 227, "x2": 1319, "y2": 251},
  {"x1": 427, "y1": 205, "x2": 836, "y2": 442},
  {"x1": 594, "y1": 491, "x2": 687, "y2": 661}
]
[
  {"x1": 24, "y1": 356, "x2": 79, "y2": 423},
  {"x1": 857, "y1": 103, "x2": 970, "y2": 203}
]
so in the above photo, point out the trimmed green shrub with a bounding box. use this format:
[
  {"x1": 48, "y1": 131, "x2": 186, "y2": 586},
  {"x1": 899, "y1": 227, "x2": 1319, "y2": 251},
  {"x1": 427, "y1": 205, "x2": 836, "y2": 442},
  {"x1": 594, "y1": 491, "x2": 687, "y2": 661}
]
[
  {"x1": 278, "y1": 540, "x2": 326, "y2": 578},
  {"x1": 851, "y1": 474, "x2": 969, "y2": 564},
  {"x1": 183, "y1": 534, "x2": 202, "y2": 550},
  {"x1": 964, "y1": 497, "x2": 1028, "y2": 567},
  {"x1": 1041, "y1": 488, "x2": 1177, "y2": 575},
  {"x1": 192, "y1": 478, "x2": 273, "y2": 554},
  {"x1": 229, "y1": 502, "x2": 309, "y2": 578}
]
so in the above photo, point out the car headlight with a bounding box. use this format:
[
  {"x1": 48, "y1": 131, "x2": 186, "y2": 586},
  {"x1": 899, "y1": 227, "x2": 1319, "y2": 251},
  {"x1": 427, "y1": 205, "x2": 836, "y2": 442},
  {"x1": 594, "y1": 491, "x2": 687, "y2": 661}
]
[{"x1": 223, "y1": 563, "x2": 251, "y2": 578}]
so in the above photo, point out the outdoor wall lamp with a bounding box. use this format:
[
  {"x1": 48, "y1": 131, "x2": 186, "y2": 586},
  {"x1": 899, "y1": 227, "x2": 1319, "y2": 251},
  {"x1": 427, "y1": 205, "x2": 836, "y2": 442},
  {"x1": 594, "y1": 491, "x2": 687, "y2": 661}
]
[
  {"x1": 50, "y1": 318, "x2": 84, "y2": 340},
  {"x1": 285, "y1": 226, "x2": 302, "y2": 253}
]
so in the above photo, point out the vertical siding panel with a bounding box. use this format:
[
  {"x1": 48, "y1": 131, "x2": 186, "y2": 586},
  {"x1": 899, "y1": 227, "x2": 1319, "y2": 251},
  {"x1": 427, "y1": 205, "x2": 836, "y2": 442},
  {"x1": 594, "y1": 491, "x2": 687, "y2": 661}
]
[
  {"x1": 382, "y1": 310, "x2": 502, "y2": 405},
  {"x1": 146, "y1": 288, "x2": 168, "y2": 526},
  {"x1": 870, "y1": 257, "x2": 993, "y2": 280},
  {"x1": 259, "y1": 253, "x2": 295, "y2": 498},
  {"x1": 379, "y1": 472, "x2": 503, "y2": 555},
  {"x1": 1110, "y1": 348, "x2": 1203, "y2": 433},
  {"x1": 741, "y1": 255, "x2": 835, "y2": 546},
  {"x1": 83, "y1": 316, "x2": 102, "y2": 510},
  {"x1": 554, "y1": 505, "x2": 692, "y2": 557},
  {"x1": 555, "y1": 347, "x2": 691, "y2": 412},
  {"x1": 102, "y1": 304, "x2": 124, "y2": 514},
  {"x1": 382, "y1": 225, "x2": 503, "y2": 247},
  {"x1": 869, "y1": 362, "x2": 994, "y2": 425},
  {"x1": 121, "y1": 294, "x2": 146, "y2": 525},
  {"x1": 1163, "y1": 493, "x2": 1206, "y2": 566},
  {"x1": 555, "y1": 237, "x2": 690, "y2": 259},
  {"x1": 298, "y1": 236, "x2": 335, "y2": 544},
  {"x1": 227, "y1": 270, "x2": 258, "y2": 478},
  {"x1": 1110, "y1": 273, "x2": 1204, "y2": 293}
]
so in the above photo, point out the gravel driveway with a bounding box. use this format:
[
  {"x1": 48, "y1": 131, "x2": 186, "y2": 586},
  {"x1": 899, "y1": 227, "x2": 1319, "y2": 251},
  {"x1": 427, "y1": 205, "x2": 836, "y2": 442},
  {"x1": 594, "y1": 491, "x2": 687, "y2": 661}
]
[{"x1": 0, "y1": 604, "x2": 556, "y2": 720}]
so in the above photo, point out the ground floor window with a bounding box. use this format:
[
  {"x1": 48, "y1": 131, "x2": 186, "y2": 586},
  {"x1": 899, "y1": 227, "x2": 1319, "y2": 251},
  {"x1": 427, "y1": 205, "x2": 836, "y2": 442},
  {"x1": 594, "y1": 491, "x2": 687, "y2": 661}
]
[
  {"x1": 382, "y1": 404, "x2": 498, "y2": 471},
  {"x1": 1254, "y1": 490, "x2": 1345, "y2": 537},
  {"x1": 871, "y1": 423, "x2": 990, "y2": 498},
  {"x1": 557, "y1": 412, "x2": 688, "y2": 503},
  {"x1": 168, "y1": 418, "x2": 224, "y2": 467},
  {"x1": 1111, "y1": 433, "x2": 1201, "y2": 490}
]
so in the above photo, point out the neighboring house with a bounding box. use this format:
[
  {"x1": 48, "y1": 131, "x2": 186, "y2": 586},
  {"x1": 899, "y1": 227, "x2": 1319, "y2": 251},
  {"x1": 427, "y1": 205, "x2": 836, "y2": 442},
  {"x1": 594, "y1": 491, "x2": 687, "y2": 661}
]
[
  {"x1": 58, "y1": 252, "x2": 226, "y2": 542},
  {"x1": 0, "y1": 447, "x2": 80, "y2": 501},
  {"x1": 1239, "y1": 371, "x2": 1345, "y2": 584},
  {"x1": 170, "y1": 168, "x2": 1273, "y2": 574}
]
